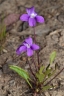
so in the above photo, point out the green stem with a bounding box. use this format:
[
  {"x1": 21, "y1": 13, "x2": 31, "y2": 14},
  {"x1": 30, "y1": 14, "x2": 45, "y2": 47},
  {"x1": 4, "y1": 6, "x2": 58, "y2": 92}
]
[
  {"x1": 33, "y1": 26, "x2": 36, "y2": 42},
  {"x1": 30, "y1": 27, "x2": 37, "y2": 72},
  {"x1": 27, "y1": 57, "x2": 36, "y2": 80},
  {"x1": 33, "y1": 27, "x2": 40, "y2": 71},
  {"x1": 32, "y1": 55, "x2": 37, "y2": 72},
  {"x1": 36, "y1": 51, "x2": 40, "y2": 70}
]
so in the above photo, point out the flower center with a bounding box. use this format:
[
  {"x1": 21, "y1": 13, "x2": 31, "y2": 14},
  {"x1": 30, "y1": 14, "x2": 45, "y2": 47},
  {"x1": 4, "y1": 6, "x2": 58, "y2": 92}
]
[
  {"x1": 30, "y1": 13, "x2": 37, "y2": 18},
  {"x1": 26, "y1": 44, "x2": 30, "y2": 48},
  {"x1": 24, "y1": 43, "x2": 30, "y2": 48}
]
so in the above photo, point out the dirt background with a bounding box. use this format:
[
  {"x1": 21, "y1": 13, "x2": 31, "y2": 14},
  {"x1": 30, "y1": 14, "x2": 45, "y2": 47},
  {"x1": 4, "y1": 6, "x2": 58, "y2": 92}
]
[{"x1": 0, "y1": 0, "x2": 64, "y2": 96}]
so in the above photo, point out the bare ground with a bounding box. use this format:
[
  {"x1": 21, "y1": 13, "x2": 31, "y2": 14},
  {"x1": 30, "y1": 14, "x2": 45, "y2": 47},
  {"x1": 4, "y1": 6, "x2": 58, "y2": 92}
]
[{"x1": 0, "y1": 0, "x2": 64, "y2": 96}]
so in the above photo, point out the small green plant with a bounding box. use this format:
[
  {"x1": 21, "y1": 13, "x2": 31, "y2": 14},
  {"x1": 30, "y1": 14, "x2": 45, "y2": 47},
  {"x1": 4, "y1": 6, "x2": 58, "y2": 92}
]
[
  {"x1": 0, "y1": 23, "x2": 6, "y2": 53},
  {"x1": 10, "y1": 51, "x2": 57, "y2": 94},
  {"x1": 9, "y1": 7, "x2": 64, "y2": 96}
]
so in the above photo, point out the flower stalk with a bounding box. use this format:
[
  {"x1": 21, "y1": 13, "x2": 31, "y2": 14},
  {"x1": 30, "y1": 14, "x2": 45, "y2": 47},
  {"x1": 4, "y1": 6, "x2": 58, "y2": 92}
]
[{"x1": 9, "y1": 6, "x2": 64, "y2": 96}]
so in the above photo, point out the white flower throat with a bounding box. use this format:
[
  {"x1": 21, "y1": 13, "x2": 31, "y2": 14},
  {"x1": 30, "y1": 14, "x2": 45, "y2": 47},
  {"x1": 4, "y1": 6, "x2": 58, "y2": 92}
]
[
  {"x1": 25, "y1": 43, "x2": 30, "y2": 48},
  {"x1": 30, "y1": 13, "x2": 37, "y2": 18}
]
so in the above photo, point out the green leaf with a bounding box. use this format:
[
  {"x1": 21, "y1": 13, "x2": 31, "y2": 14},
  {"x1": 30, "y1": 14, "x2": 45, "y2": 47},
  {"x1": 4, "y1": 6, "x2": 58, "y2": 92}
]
[
  {"x1": 42, "y1": 85, "x2": 52, "y2": 91},
  {"x1": 36, "y1": 72, "x2": 45, "y2": 83},
  {"x1": 46, "y1": 64, "x2": 50, "y2": 70},
  {"x1": 36, "y1": 66, "x2": 45, "y2": 83},
  {"x1": 9, "y1": 65, "x2": 32, "y2": 88},
  {"x1": 49, "y1": 51, "x2": 56, "y2": 64},
  {"x1": 0, "y1": 24, "x2": 6, "y2": 41},
  {"x1": 48, "y1": 70, "x2": 56, "y2": 78},
  {"x1": 39, "y1": 66, "x2": 45, "y2": 74},
  {"x1": 45, "y1": 68, "x2": 52, "y2": 76}
]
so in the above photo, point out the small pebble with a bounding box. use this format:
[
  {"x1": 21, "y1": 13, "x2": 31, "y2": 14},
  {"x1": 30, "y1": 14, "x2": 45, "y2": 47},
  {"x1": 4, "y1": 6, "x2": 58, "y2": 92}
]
[{"x1": 2, "y1": 49, "x2": 7, "y2": 53}]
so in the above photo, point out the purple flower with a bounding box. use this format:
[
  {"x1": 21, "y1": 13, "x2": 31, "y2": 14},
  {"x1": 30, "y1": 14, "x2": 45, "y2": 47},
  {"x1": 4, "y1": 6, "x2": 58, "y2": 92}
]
[
  {"x1": 16, "y1": 37, "x2": 40, "y2": 57},
  {"x1": 20, "y1": 6, "x2": 44, "y2": 27}
]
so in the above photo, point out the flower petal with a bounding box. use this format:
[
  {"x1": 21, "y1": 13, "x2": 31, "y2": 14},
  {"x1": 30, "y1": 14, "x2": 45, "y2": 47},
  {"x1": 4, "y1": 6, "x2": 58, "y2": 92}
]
[
  {"x1": 25, "y1": 37, "x2": 33, "y2": 45},
  {"x1": 20, "y1": 14, "x2": 29, "y2": 21},
  {"x1": 32, "y1": 44, "x2": 40, "y2": 50},
  {"x1": 27, "y1": 48, "x2": 33, "y2": 56},
  {"x1": 36, "y1": 15, "x2": 44, "y2": 23},
  {"x1": 26, "y1": 6, "x2": 35, "y2": 15},
  {"x1": 16, "y1": 45, "x2": 26, "y2": 55},
  {"x1": 29, "y1": 18, "x2": 36, "y2": 27}
]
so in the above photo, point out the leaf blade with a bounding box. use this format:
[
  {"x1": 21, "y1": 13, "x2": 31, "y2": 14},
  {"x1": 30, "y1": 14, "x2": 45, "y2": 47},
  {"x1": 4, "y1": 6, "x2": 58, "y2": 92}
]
[
  {"x1": 9, "y1": 65, "x2": 32, "y2": 88},
  {"x1": 39, "y1": 66, "x2": 45, "y2": 74},
  {"x1": 42, "y1": 85, "x2": 52, "y2": 91},
  {"x1": 49, "y1": 51, "x2": 56, "y2": 64}
]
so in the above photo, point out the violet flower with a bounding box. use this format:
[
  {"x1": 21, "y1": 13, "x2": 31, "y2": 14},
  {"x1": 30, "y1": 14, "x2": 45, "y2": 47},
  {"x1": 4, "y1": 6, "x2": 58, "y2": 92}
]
[
  {"x1": 16, "y1": 37, "x2": 40, "y2": 57},
  {"x1": 20, "y1": 6, "x2": 44, "y2": 27}
]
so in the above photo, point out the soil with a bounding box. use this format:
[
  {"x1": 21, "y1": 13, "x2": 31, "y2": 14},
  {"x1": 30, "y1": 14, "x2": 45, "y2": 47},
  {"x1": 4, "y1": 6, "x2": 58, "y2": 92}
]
[{"x1": 0, "y1": 0, "x2": 64, "y2": 96}]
